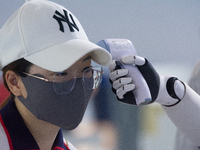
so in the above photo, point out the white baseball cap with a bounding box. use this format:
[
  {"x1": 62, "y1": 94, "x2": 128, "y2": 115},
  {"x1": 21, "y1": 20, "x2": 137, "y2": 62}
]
[{"x1": 0, "y1": 0, "x2": 112, "y2": 72}]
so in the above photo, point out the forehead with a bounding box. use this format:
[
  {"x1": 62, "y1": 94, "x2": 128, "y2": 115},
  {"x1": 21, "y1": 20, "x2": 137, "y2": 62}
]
[{"x1": 29, "y1": 54, "x2": 92, "y2": 74}]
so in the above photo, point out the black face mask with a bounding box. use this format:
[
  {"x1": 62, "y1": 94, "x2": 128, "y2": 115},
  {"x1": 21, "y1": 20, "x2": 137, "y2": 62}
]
[{"x1": 18, "y1": 75, "x2": 93, "y2": 130}]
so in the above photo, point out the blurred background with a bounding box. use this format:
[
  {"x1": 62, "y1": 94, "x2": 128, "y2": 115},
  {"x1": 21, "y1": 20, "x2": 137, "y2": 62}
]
[{"x1": 0, "y1": 0, "x2": 200, "y2": 149}]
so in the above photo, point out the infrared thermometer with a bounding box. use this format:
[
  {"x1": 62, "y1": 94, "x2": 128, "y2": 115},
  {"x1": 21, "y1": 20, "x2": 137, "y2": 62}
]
[{"x1": 97, "y1": 39, "x2": 152, "y2": 105}]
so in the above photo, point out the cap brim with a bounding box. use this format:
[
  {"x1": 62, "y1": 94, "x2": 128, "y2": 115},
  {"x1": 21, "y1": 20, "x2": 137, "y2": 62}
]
[{"x1": 24, "y1": 39, "x2": 112, "y2": 72}]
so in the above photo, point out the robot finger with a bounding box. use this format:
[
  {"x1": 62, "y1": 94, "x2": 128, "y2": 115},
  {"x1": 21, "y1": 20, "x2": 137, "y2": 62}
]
[
  {"x1": 109, "y1": 60, "x2": 117, "y2": 71},
  {"x1": 116, "y1": 84, "x2": 135, "y2": 99},
  {"x1": 109, "y1": 69, "x2": 129, "y2": 81},
  {"x1": 121, "y1": 55, "x2": 145, "y2": 66},
  {"x1": 113, "y1": 77, "x2": 132, "y2": 90}
]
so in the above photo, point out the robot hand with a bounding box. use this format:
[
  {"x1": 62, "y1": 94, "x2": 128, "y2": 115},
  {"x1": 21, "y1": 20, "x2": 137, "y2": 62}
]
[{"x1": 109, "y1": 55, "x2": 186, "y2": 106}]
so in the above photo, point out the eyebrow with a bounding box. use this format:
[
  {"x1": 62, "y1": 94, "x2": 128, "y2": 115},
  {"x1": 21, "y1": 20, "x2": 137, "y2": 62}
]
[{"x1": 82, "y1": 55, "x2": 92, "y2": 62}]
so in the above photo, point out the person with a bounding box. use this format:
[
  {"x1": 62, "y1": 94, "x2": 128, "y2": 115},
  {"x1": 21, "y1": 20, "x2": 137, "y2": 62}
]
[
  {"x1": 1, "y1": 1, "x2": 200, "y2": 150},
  {"x1": 0, "y1": 0, "x2": 111, "y2": 149},
  {"x1": 109, "y1": 55, "x2": 200, "y2": 150},
  {"x1": 92, "y1": 68, "x2": 139, "y2": 150}
]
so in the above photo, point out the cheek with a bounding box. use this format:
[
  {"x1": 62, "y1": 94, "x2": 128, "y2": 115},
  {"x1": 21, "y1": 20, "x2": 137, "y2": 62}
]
[{"x1": 21, "y1": 81, "x2": 28, "y2": 99}]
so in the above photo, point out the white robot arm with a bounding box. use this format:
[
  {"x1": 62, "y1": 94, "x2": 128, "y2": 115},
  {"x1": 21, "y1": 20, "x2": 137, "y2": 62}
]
[
  {"x1": 97, "y1": 39, "x2": 200, "y2": 147},
  {"x1": 162, "y1": 83, "x2": 200, "y2": 147},
  {"x1": 110, "y1": 55, "x2": 200, "y2": 147}
]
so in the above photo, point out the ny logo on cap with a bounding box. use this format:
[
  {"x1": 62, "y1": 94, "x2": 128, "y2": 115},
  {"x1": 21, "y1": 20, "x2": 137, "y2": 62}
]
[{"x1": 53, "y1": 9, "x2": 79, "y2": 33}]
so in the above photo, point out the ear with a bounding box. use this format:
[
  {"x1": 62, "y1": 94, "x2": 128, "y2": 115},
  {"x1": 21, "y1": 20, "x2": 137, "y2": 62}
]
[{"x1": 5, "y1": 70, "x2": 25, "y2": 97}]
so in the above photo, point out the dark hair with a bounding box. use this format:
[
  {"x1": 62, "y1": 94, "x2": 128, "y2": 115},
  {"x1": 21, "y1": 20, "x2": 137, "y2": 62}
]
[{"x1": 1, "y1": 58, "x2": 32, "y2": 105}]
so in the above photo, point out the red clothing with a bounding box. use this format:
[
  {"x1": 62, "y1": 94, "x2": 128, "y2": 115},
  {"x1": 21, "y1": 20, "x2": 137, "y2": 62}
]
[
  {"x1": 0, "y1": 99, "x2": 71, "y2": 150},
  {"x1": 0, "y1": 81, "x2": 10, "y2": 106}
]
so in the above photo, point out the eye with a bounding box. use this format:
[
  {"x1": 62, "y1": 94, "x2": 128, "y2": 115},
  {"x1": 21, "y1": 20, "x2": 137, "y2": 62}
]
[
  {"x1": 54, "y1": 71, "x2": 70, "y2": 82},
  {"x1": 57, "y1": 72, "x2": 68, "y2": 76}
]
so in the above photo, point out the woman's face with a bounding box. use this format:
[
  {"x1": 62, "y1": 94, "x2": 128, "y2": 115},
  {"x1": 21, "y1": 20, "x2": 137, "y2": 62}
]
[
  {"x1": 22, "y1": 54, "x2": 92, "y2": 98},
  {"x1": 16, "y1": 54, "x2": 94, "y2": 129},
  {"x1": 31, "y1": 54, "x2": 91, "y2": 80}
]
